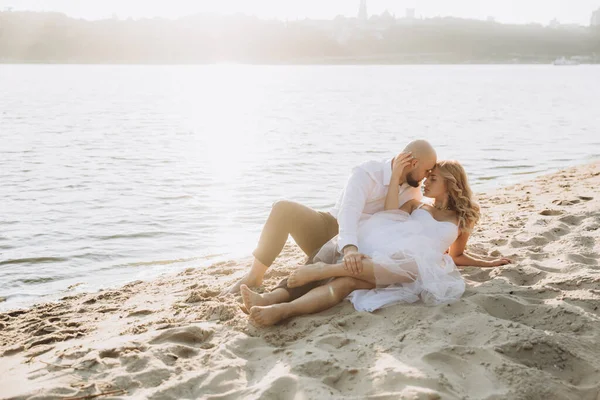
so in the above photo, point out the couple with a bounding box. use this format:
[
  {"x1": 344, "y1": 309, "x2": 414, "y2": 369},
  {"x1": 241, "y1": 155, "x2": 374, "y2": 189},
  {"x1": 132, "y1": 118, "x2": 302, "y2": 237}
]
[{"x1": 224, "y1": 140, "x2": 511, "y2": 326}]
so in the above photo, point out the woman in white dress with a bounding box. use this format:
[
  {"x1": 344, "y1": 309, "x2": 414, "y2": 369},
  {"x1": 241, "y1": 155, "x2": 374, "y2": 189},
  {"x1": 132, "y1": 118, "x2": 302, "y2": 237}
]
[{"x1": 242, "y1": 160, "x2": 511, "y2": 327}]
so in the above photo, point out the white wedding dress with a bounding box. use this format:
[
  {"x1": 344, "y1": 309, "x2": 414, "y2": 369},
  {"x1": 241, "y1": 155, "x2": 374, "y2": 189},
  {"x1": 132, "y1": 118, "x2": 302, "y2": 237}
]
[{"x1": 314, "y1": 204, "x2": 465, "y2": 312}]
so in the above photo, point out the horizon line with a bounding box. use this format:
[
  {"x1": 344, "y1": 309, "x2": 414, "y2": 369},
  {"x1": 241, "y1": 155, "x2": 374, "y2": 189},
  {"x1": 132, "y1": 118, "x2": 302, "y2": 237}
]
[{"x1": 0, "y1": 8, "x2": 596, "y2": 28}]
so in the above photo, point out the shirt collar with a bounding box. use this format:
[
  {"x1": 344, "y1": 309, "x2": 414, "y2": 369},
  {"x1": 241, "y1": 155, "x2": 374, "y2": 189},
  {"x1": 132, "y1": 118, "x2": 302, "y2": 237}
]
[{"x1": 383, "y1": 158, "x2": 393, "y2": 186}]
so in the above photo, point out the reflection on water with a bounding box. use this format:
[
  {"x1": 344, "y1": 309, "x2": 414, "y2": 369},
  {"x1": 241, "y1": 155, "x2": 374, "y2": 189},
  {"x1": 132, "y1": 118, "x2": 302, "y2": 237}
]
[{"x1": 1, "y1": 64, "x2": 599, "y2": 310}]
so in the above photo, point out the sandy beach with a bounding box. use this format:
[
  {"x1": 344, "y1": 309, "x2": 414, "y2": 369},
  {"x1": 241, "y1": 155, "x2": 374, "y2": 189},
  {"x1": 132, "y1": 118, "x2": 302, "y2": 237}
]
[{"x1": 1, "y1": 161, "x2": 599, "y2": 400}]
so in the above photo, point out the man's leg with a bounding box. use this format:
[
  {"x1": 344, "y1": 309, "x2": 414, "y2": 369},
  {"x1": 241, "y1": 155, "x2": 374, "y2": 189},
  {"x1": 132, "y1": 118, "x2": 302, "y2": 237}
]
[
  {"x1": 249, "y1": 277, "x2": 375, "y2": 327},
  {"x1": 223, "y1": 200, "x2": 338, "y2": 294}
]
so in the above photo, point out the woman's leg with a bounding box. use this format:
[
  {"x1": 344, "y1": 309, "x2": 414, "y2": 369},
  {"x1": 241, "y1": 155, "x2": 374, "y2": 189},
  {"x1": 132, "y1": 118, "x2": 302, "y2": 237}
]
[
  {"x1": 287, "y1": 258, "x2": 416, "y2": 288},
  {"x1": 240, "y1": 285, "x2": 291, "y2": 311},
  {"x1": 249, "y1": 277, "x2": 374, "y2": 327}
]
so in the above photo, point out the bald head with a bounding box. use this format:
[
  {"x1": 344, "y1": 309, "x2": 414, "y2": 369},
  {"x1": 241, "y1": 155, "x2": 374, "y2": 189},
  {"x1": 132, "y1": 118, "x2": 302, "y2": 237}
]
[
  {"x1": 402, "y1": 140, "x2": 437, "y2": 187},
  {"x1": 404, "y1": 140, "x2": 437, "y2": 168}
]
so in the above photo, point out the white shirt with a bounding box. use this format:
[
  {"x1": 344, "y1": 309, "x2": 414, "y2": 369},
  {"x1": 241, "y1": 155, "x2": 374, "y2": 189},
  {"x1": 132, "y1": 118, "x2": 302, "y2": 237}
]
[{"x1": 329, "y1": 158, "x2": 423, "y2": 252}]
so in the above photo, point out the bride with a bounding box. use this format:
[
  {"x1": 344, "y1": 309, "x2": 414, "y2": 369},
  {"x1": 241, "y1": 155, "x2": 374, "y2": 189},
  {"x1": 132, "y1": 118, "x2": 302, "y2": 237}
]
[{"x1": 242, "y1": 160, "x2": 511, "y2": 327}]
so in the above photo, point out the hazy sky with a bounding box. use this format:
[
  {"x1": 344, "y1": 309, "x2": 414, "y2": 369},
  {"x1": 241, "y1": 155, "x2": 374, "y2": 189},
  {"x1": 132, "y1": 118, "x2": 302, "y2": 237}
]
[{"x1": 1, "y1": 0, "x2": 599, "y2": 25}]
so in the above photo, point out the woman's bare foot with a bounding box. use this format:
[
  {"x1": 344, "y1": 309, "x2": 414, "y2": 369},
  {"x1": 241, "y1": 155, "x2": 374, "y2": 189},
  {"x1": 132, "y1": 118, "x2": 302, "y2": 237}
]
[
  {"x1": 249, "y1": 305, "x2": 288, "y2": 327},
  {"x1": 287, "y1": 262, "x2": 327, "y2": 288},
  {"x1": 240, "y1": 284, "x2": 272, "y2": 310},
  {"x1": 221, "y1": 273, "x2": 263, "y2": 296}
]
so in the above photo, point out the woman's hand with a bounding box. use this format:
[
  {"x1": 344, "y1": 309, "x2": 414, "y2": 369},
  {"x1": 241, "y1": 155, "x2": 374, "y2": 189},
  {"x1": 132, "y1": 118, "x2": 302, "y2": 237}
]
[{"x1": 487, "y1": 257, "x2": 512, "y2": 267}]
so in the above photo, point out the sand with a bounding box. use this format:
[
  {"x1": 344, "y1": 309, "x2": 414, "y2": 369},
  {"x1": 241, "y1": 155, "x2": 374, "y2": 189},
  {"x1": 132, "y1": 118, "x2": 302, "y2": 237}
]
[{"x1": 1, "y1": 162, "x2": 599, "y2": 400}]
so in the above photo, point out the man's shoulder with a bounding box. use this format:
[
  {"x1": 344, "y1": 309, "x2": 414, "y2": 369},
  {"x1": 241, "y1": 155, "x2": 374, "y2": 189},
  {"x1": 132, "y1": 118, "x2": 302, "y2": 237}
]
[{"x1": 353, "y1": 158, "x2": 389, "y2": 174}]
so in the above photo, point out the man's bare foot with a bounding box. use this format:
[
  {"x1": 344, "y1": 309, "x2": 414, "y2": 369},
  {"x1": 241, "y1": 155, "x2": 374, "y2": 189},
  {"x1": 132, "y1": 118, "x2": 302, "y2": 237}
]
[
  {"x1": 287, "y1": 262, "x2": 326, "y2": 288},
  {"x1": 240, "y1": 284, "x2": 273, "y2": 310},
  {"x1": 221, "y1": 274, "x2": 263, "y2": 296},
  {"x1": 249, "y1": 305, "x2": 288, "y2": 327}
]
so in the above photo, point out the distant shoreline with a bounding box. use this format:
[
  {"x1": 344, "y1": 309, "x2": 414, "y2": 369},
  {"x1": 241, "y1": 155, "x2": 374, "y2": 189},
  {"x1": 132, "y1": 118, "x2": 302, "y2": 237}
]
[
  {"x1": 2, "y1": 60, "x2": 599, "y2": 65},
  {"x1": 3, "y1": 10, "x2": 599, "y2": 67}
]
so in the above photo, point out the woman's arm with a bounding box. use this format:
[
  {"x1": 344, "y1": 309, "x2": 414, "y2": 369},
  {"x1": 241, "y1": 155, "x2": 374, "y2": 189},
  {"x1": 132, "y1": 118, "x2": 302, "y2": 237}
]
[
  {"x1": 384, "y1": 178, "x2": 401, "y2": 211},
  {"x1": 449, "y1": 231, "x2": 512, "y2": 268},
  {"x1": 384, "y1": 152, "x2": 413, "y2": 211}
]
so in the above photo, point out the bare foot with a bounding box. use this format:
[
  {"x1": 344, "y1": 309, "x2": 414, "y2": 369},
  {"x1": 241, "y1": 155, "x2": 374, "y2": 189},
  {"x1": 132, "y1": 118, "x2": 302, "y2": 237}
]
[
  {"x1": 221, "y1": 274, "x2": 263, "y2": 296},
  {"x1": 287, "y1": 262, "x2": 326, "y2": 288},
  {"x1": 249, "y1": 305, "x2": 288, "y2": 327},
  {"x1": 240, "y1": 284, "x2": 272, "y2": 311}
]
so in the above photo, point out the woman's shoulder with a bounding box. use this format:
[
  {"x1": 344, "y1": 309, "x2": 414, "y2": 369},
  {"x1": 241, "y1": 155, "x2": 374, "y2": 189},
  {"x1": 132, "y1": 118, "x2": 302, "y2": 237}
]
[
  {"x1": 443, "y1": 210, "x2": 461, "y2": 228},
  {"x1": 405, "y1": 199, "x2": 422, "y2": 207},
  {"x1": 401, "y1": 199, "x2": 422, "y2": 212}
]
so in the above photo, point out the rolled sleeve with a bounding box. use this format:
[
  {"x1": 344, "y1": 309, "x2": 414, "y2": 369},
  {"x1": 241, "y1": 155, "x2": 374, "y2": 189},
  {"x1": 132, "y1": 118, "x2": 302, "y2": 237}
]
[{"x1": 336, "y1": 167, "x2": 376, "y2": 252}]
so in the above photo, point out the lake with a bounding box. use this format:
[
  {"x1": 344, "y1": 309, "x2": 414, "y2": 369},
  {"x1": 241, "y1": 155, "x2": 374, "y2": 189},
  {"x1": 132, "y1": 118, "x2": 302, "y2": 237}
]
[{"x1": 1, "y1": 64, "x2": 598, "y2": 310}]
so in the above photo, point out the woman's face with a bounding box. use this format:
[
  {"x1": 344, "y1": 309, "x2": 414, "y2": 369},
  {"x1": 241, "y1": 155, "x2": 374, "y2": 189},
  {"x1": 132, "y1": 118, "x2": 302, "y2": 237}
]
[{"x1": 423, "y1": 168, "x2": 447, "y2": 198}]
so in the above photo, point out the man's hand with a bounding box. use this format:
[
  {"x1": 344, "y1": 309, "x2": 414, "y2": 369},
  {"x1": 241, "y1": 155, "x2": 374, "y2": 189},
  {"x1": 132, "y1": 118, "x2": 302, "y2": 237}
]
[
  {"x1": 392, "y1": 152, "x2": 414, "y2": 183},
  {"x1": 342, "y1": 246, "x2": 368, "y2": 275}
]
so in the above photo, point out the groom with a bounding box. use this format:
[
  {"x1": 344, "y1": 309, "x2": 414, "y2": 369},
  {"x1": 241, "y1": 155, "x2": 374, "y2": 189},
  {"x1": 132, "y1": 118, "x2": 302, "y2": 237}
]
[{"x1": 224, "y1": 140, "x2": 437, "y2": 294}]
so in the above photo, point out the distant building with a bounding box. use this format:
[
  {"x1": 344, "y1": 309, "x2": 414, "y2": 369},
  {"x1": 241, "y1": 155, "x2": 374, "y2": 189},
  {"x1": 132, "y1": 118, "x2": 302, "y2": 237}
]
[
  {"x1": 369, "y1": 10, "x2": 396, "y2": 32},
  {"x1": 592, "y1": 8, "x2": 600, "y2": 26},
  {"x1": 358, "y1": 0, "x2": 368, "y2": 21},
  {"x1": 487, "y1": 16, "x2": 496, "y2": 22},
  {"x1": 406, "y1": 8, "x2": 415, "y2": 20},
  {"x1": 549, "y1": 18, "x2": 560, "y2": 28}
]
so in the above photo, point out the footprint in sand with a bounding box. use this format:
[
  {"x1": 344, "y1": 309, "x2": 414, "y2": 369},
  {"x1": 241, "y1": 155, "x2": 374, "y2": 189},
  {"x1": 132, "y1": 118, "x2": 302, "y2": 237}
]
[
  {"x1": 97, "y1": 343, "x2": 148, "y2": 360},
  {"x1": 292, "y1": 360, "x2": 359, "y2": 392},
  {"x1": 422, "y1": 350, "x2": 503, "y2": 398},
  {"x1": 470, "y1": 294, "x2": 586, "y2": 334},
  {"x1": 292, "y1": 359, "x2": 344, "y2": 379},
  {"x1": 257, "y1": 376, "x2": 302, "y2": 399},
  {"x1": 126, "y1": 309, "x2": 154, "y2": 318},
  {"x1": 583, "y1": 222, "x2": 600, "y2": 232},
  {"x1": 132, "y1": 368, "x2": 173, "y2": 388},
  {"x1": 495, "y1": 338, "x2": 596, "y2": 387},
  {"x1": 559, "y1": 215, "x2": 586, "y2": 226},
  {"x1": 316, "y1": 334, "x2": 354, "y2": 349},
  {"x1": 510, "y1": 236, "x2": 550, "y2": 248},
  {"x1": 571, "y1": 236, "x2": 596, "y2": 247},
  {"x1": 545, "y1": 223, "x2": 571, "y2": 238},
  {"x1": 553, "y1": 199, "x2": 581, "y2": 206},
  {"x1": 461, "y1": 267, "x2": 494, "y2": 283},
  {"x1": 496, "y1": 266, "x2": 547, "y2": 287},
  {"x1": 566, "y1": 253, "x2": 598, "y2": 266},
  {"x1": 165, "y1": 344, "x2": 199, "y2": 359},
  {"x1": 150, "y1": 326, "x2": 214, "y2": 346},
  {"x1": 539, "y1": 209, "x2": 563, "y2": 216}
]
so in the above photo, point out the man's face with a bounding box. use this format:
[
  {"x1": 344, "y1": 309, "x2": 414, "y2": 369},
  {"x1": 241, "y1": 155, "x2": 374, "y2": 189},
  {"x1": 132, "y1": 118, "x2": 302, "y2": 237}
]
[
  {"x1": 406, "y1": 170, "x2": 421, "y2": 188},
  {"x1": 406, "y1": 158, "x2": 435, "y2": 188}
]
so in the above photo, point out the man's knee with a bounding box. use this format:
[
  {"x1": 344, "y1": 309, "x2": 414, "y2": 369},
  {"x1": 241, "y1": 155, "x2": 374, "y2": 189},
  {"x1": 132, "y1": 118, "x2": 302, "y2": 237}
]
[{"x1": 271, "y1": 200, "x2": 298, "y2": 217}]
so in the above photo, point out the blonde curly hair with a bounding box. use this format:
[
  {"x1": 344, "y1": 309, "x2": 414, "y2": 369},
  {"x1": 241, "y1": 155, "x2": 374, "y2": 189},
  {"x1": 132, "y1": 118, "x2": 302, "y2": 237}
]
[{"x1": 435, "y1": 160, "x2": 480, "y2": 232}]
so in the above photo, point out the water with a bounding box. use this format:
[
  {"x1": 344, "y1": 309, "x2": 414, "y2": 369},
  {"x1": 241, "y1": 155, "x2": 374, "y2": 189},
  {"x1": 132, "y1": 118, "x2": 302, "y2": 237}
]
[{"x1": 1, "y1": 64, "x2": 599, "y2": 311}]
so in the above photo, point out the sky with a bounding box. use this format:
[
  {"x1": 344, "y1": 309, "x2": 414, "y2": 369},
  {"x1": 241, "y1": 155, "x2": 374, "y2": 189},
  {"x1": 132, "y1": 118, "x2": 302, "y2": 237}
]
[{"x1": 1, "y1": 0, "x2": 599, "y2": 25}]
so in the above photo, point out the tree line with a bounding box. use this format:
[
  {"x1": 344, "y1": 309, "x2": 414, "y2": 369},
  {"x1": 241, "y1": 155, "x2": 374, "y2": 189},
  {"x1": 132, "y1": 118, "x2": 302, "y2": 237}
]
[{"x1": 1, "y1": 11, "x2": 599, "y2": 63}]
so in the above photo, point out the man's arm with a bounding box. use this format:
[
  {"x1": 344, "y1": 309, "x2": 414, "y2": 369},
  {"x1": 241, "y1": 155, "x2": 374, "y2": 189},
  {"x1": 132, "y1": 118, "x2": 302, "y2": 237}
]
[{"x1": 336, "y1": 167, "x2": 376, "y2": 253}]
